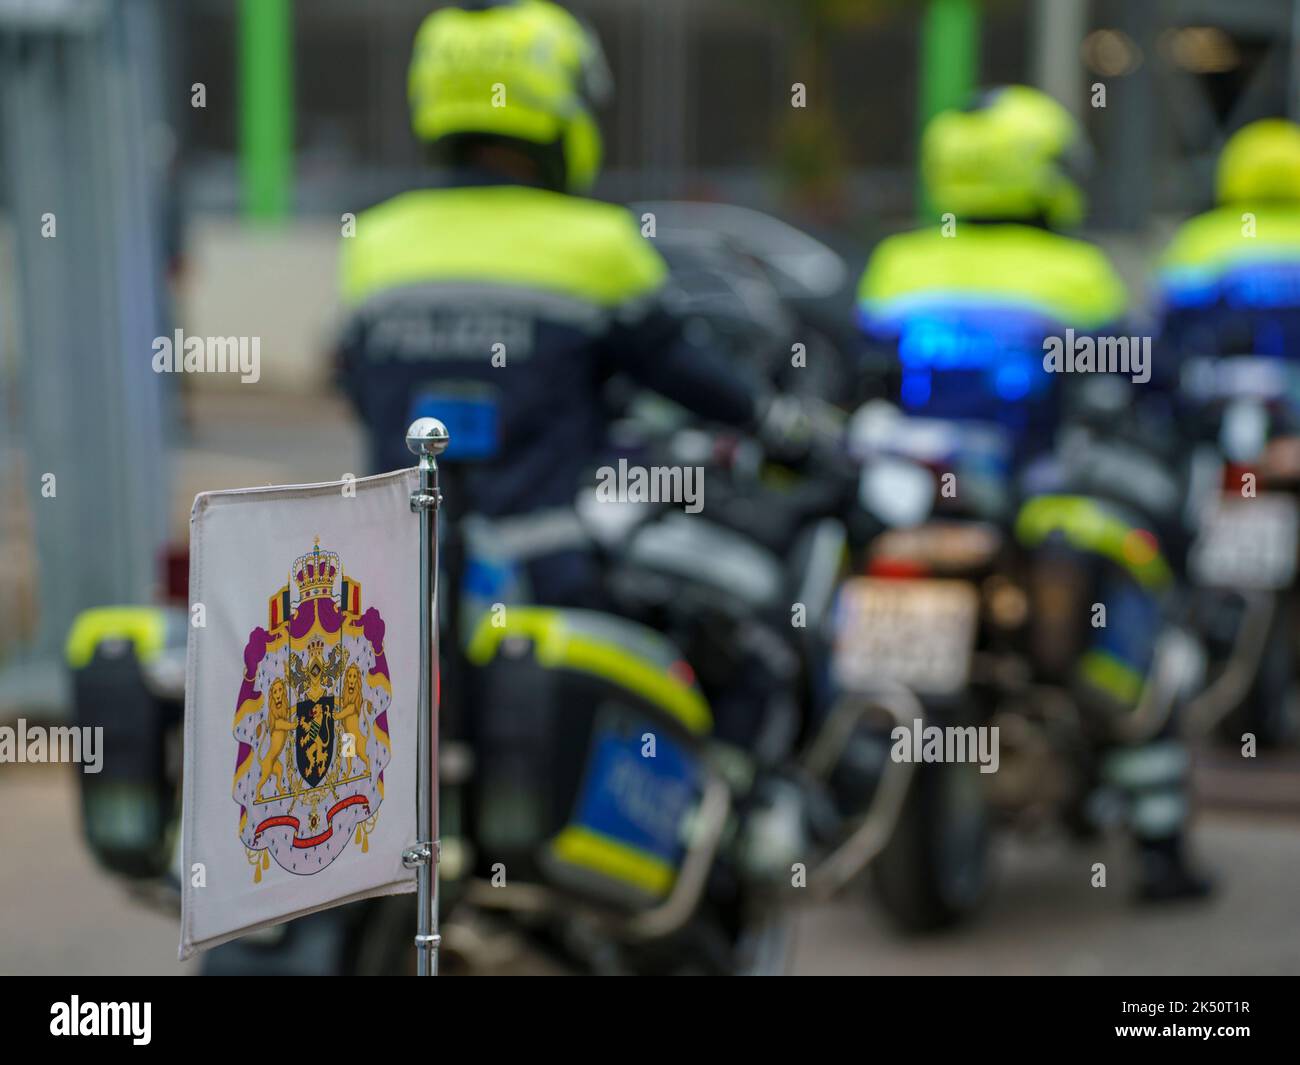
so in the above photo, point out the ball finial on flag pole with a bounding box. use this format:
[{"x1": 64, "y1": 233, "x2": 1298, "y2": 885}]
[
  {"x1": 407, "y1": 416, "x2": 450, "y2": 459},
  {"x1": 405, "y1": 417, "x2": 448, "y2": 976}
]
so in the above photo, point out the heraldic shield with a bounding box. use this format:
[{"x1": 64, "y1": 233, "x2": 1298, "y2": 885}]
[{"x1": 232, "y1": 538, "x2": 393, "y2": 880}]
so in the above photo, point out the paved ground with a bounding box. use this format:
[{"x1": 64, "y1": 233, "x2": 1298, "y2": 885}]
[
  {"x1": 0, "y1": 764, "x2": 196, "y2": 976},
  {"x1": 790, "y1": 812, "x2": 1300, "y2": 975},
  {"x1": 2, "y1": 758, "x2": 1297, "y2": 976}
]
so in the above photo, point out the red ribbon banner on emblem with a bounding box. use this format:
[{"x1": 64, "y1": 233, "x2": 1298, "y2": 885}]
[{"x1": 253, "y1": 794, "x2": 370, "y2": 849}]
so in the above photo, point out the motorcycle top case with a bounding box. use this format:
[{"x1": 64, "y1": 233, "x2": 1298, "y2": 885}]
[{"x1": 466, "y1": 607, "x2": 712, "y2": 910}]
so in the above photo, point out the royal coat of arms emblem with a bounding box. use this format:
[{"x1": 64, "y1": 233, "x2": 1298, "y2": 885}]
[{"x1": 231, "y1": 538, "x2": 393, "y2": 881}]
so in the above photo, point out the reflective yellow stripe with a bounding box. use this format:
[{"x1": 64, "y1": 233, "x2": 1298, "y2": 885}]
[
  {"x1": 560, "y1": 635, "x2": 711, "y2": 734},
  {"x1": 550, "y1": 825, "x2": 675, "y2": 896},
  {"x1": 858, "y1": 224, "x2": 1127, "y2": 329},
  {"x1": 340, "y1": 186, "x2": 664, "y2": 308},
  {"x1": 1159, "y1": 204, "x2": 1300, "y2": 277},
  {"x1": 1015, "y1": 495, "x2": 1172, "y2": 590},
  {"x1": 467, "y1": 607, "x2": 711, "y2": 734},
  {"x1": 65, "y1": 607, "x2": 167, "y2": 669},
  {"x1": 1080, "y1": 649, "x2": 1145, "y2": 707}
]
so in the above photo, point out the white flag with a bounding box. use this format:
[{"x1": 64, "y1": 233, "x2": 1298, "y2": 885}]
[{"x1": 180, "y1": 470, "x2": 419, "y2": 959}]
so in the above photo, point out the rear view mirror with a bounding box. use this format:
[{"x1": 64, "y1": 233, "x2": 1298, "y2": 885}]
[{"x1": 859, "y1": 458, "x2": 936, "y2": 528}]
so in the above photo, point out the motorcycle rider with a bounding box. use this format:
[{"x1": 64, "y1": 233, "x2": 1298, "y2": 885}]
[
  {"x1": 1157, "y1": 118, "x2": 1300, "y2": 359},
  {"x1": 857, "y1": 85, "x2": 1126, "y2": 461},
  {"x1": 1155, "y1": 118, "x2": 1300, "y2": 751},
  {"x1": 337, "y1": 1, "x2": 839, "y2": 760},
  {"x1": 337, "y1": 0, "x2": 793, "y2": 611},
  {"x1": 856, "y1": 85, "x2": 1209, "y2": 901}
]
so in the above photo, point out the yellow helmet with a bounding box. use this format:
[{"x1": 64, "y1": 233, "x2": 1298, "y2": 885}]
[
  {"x1": 922, "y1": 85, "x2": 1087, "y2": 229},
  {"x1": 408, "y1": 1, "x2": 610, "y2": 192},
  {"x1": 1216, "y1": 118, "x2": 1300, "y2": 205}
]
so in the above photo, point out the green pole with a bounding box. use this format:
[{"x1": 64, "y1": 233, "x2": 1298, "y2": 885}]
[
  {"x1": 918, "y1": 0, "x2": 979, "y2": 219},
  {"x1": 239, "y1": 0, "x2": 293, "y2": 222}
]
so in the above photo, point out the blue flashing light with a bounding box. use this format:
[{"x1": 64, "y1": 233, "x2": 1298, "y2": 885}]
[{"x1": 993, "y1": 360, "x2": 1033, "y2": 401}]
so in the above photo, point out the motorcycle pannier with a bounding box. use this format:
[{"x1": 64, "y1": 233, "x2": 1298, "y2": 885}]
[{"x1": 466, "y1": 608, "x2": 712, "y2": 911}]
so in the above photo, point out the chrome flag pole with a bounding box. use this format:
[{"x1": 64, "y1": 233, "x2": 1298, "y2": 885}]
[{"x1": 404, "y1": 417, "x2": 449, "y2": 976}]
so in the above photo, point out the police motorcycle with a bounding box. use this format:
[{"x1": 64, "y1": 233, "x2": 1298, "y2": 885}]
[
  {"x1": 1176, "y1": 354, "x2": 1300, "y2": 749},
  {"x1": 836, "y1": 400, "x2": 1007, "y2": 930},
  {"x1": 838, "y1": 375, "x2": 1208, "y2": 929}
]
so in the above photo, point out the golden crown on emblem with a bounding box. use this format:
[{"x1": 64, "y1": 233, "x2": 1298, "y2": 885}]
[{"x1": 293, "y1": 537, "x2": 341, "y2": 601}]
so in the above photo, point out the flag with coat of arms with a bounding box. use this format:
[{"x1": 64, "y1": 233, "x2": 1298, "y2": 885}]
[{"x1": 180, "y1": 469, "x2": 418, "y2": 959}]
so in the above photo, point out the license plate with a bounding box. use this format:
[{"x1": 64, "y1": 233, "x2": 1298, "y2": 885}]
[
  {"x1": 1191, "y1": 493, "x2": 1299, "y2": 590},
  {"x1": 832, "y1": 577, "x2": 979, "y2": 696},
  {"x1": 1181, "y1": 356, "x2": 1292, "y2": 403}
]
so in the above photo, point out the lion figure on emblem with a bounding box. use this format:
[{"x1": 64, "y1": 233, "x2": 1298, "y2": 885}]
[
  {"x1": 334, "y1": 663, "x2": 373, "y2": 777},
  {"x1": 255, "y1": 677, "x2": 296, "y2": 801}
]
